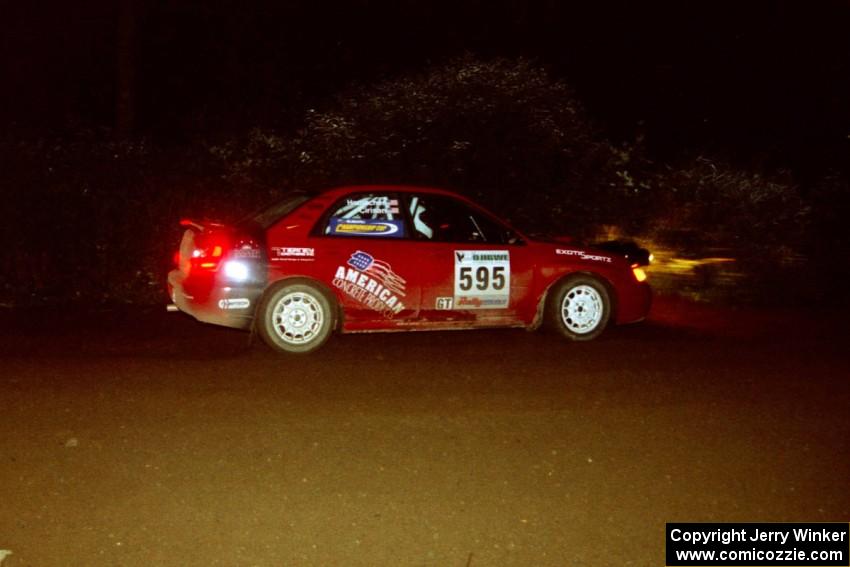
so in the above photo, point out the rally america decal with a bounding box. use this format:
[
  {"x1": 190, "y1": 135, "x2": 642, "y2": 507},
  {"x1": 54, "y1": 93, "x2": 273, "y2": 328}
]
[
  {"x1": 328, "y1": 218, "x2": 405, "y2": 238},
  {"x1": 333, "y1": 251, "x2": 406, "y2": 318},
  {"x1": 453, "y1": 250, "x2": 510, "y2": 309}
]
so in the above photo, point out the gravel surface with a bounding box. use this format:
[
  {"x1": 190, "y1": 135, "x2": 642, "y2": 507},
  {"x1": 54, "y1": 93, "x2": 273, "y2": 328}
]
[{"x1": 1, "y1": 297, "x2": 848, "y2": 566}]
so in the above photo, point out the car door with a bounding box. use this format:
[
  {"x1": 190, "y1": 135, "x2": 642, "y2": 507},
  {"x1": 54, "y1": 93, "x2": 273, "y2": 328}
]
[
  {"x1": 404, "y1": 192, "x2": 534, "y2": 327},
  {"x1": 312, "y1": 190, "x2": 421, "y2": 330}
]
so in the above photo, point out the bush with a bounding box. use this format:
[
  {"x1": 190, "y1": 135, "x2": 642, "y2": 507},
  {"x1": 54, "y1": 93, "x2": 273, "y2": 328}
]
[
  {"x1": 806, "y1": 171, "x2": 850, "y2": 303},
  {"x1": 0, "y1": 131, "x2": 235, "y2": 306},
  {"x1": 210, "y1": 54, "x2": 623, "y2": 236},
  {"x1": 647, "y1": 157, "x2": 809, "y2": 259},
  {"x1": 0, "y1": 56, "x2": 832, "y2": 308}
]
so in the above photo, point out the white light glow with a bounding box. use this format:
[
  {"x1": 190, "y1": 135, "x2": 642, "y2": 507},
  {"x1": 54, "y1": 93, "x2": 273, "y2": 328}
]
[{"x1": 223, "y1": 261, "x2": 249, "y2": 282}]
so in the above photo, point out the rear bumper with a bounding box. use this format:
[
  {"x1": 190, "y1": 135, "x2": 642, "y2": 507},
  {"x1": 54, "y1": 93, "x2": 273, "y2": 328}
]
[{"x1": 167, "y1": 269, "x2": 261, "y2": 330}]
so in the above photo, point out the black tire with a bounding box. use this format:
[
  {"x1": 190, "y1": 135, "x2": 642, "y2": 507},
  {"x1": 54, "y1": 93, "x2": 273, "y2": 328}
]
[
  {"x1": 546, "y1": 274, "x2": 612, "y2": 341},
  {"x1": 257, "y1": 280, "x2": 335, "y2": 354}
]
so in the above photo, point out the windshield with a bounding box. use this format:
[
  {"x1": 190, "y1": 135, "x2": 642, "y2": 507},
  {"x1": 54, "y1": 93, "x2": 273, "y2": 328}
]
[{"x1": 239, "y1": 192, "x2": 311, "y2": 229}]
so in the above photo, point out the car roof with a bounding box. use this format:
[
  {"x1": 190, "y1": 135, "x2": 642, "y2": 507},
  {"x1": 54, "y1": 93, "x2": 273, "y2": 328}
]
[
  {"x1": 308, "y1": 184, "x2": 530, "y2": 241},
  {"x1": 316, "y1": 185, "x2": 468, "y2": 200}
]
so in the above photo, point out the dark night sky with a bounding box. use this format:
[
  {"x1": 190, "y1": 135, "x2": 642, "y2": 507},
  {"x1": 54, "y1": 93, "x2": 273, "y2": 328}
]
[{"x1": 4, "y1": 1, "x2": 849, "y2": 174}]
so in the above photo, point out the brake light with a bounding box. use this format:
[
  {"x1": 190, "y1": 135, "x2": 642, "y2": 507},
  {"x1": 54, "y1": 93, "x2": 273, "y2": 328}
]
[
  {"x1": 175, "y1": 219, "x2": 236, "y2": 274},
  {"x1": 190, "y1": 241, "x2": 228, "y2": 271}
]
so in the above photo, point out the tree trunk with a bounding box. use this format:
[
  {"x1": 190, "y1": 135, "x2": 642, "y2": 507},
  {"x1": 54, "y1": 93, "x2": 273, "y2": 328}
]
[{"x1": 115, "y1": 0, "x2": 136, "y2": 139}]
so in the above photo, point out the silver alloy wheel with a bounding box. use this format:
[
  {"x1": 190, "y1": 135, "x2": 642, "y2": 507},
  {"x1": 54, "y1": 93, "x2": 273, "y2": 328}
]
[
  {"x1": 271, "y1": 291, "x2": 324, "y2": 345},
  {"x1": 560, "y1": 284, "x2": 604, "y2": 334}
]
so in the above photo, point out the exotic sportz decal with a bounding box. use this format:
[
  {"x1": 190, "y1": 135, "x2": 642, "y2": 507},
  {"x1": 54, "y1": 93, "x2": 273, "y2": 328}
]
[
  {"x1": 556, "y1": 248, "x2": 612, "y2": 263},
  {"x1": 333, "y1": 251, "x2": 407, "y2": 318},
  {"x1": 453, "y1": 250, "x2": 510, "y2": 309}
]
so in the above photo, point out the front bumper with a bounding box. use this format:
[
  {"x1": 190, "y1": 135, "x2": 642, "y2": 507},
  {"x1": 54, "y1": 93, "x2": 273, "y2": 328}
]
[{"x1": 615, "y1": 281, "x2": 652, "y2": 325}]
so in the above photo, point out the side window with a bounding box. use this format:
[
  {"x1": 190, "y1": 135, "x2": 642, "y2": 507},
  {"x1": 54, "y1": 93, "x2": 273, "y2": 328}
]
[
  {"x1": 323, "y1": 193, "x2": 406, "y2": 238},
  {"x1": 408, "y1": 195, "x2": 516, "y2": 244}
]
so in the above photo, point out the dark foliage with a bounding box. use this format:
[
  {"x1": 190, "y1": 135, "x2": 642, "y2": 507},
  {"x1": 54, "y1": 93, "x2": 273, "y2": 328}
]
[
  {"x1": 0, "y1": 131, "x2": 231, "y2": 305},
  {"x1": 0, "y1": 56, "x2": 836, "y2": 307},
  {"x1": 211, "y1": 55, "x2": 624, "y2": 234}
]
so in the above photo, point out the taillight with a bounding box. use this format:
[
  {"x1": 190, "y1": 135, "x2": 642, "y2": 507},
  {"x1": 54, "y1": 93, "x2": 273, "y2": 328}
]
[
  {"x1": 190, "y1": 239, "x2": 229, "y2": 271},
  {"x1": 175, "y1": 221, "x2": 255, "y2": 278},
  {"x1": 631, "y1": 263, "x2": 647, "y2": 282}
]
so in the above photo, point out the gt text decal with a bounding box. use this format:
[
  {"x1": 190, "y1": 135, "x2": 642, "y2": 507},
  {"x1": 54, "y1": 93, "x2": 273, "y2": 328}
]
[
  {"x1": 435, "y1": 297, "x2": 453, "y2": 310},
  {"x1": 454, "y1": 250, "x2": 510, "y2": 309},
  {"x1": 556, "y1": 249, "x2": 612, "y2": 263},
  {"x1": 333, "y1": 251, "x2": 407, "y2": 318}
]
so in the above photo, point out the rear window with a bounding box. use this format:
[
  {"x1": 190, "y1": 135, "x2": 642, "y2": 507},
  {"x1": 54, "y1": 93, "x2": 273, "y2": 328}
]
[{"x1": 241, "y1": 193, "x2": 311, "y2": 229}]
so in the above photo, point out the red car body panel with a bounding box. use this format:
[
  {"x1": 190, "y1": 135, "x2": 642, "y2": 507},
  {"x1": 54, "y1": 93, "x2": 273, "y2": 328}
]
[{"x1": 168, "y1": 185, "x2": 651, "y2": 335}]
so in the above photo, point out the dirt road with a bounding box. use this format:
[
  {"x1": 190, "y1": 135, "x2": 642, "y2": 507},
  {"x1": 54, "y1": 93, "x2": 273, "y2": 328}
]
[{"x1": 1, "y1": 298, "x2": 848, "y2": 566}]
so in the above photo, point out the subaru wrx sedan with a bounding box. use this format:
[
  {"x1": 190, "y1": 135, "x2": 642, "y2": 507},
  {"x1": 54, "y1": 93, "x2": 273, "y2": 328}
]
[{"x1": 167, "y1": 186, "x2": 651, "y2": 353}]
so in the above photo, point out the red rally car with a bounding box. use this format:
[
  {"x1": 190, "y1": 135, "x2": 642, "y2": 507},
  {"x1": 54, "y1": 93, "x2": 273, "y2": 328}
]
[{"x1": 167, "y1": 186, "x2": 651, "y2": 353}]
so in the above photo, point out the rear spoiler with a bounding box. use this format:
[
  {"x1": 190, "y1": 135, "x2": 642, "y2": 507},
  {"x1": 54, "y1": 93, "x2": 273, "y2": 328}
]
[{"x1": 180, "y1": 218, "x2": 227, "y2": 232}]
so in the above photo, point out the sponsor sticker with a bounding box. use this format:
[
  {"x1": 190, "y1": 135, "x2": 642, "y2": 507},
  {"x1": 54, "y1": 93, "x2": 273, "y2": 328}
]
[
  {"x1": 556, "y1": 248, "x2": 612, "y2": 263},
  {"x1": 453, "y1": 250, "x2": 510, "y2": 309},
  {"x1": 233, "y1": 248, "x2": 261, "y2": 258},
  {"x1": 332, "y1": 251, "x2": 407, "y2": 318},
  {"x1": 271, "y1": 246, "x2": 315, "y2": 259},
  {"x1": 218, "y1": 298, "x2": 250, "y2": 310},
  {"x1": 456, "y1": 297, "x2": 507, "y2": 308},
  {"x1": 328, "y1": 218, "x2": 405, "y2": 238}
]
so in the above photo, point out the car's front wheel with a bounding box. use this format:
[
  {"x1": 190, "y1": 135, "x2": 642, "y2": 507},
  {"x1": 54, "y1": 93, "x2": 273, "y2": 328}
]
[
  {"x1": 257, "y1": 281, "x2": 335, "y2": 354},
  {"x1": 547, "y1": 274, "x2": 612, "y2": 341}
]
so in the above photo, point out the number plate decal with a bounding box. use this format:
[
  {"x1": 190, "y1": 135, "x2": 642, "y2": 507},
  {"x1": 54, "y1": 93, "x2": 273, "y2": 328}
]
[{"x1": 453, "y1": 250, "x2": 510, "y2": 309}]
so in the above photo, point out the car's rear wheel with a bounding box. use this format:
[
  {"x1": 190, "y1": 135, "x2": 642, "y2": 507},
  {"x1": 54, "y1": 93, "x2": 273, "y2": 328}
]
[
  {"x1": 547, "y1": 274, "x2": 611, "y2": 341},
  {"x1": 257, "y1": 281, "x2": 335, "y2": 354}
]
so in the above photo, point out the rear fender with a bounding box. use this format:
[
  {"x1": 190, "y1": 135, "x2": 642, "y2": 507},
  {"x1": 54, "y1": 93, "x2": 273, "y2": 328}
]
[{"x1": 258, "y1": 276, "x2": 344, "y2": 332}]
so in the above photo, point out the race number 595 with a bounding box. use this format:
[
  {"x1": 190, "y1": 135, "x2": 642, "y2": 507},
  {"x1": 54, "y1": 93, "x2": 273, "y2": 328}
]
[
  {"x1": 453, "y1": 250, "x2": 511, "y2": 309},
  {"x1": 458, "y1": 265, "x2": 506, "y2": 291}
]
